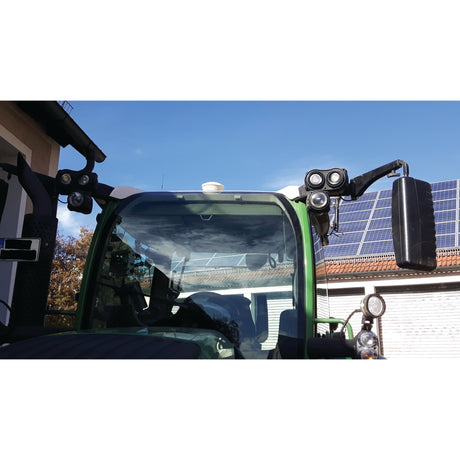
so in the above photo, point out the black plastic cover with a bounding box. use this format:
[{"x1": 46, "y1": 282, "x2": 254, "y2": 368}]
[
  {"x1": 392, "y1": 177, "x2": 437, "y2": 271},
  {"x1": 306, "y1": 336, "x2": 356, "y2": 359}
]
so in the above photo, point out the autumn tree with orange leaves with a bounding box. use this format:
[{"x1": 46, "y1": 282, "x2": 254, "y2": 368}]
[{"x1": 47, "y1": 227, "x2": 94, "y2": 311}]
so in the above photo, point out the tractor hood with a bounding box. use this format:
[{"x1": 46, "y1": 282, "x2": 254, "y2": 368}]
[{"x1": 0, "y1": 327, "x2": 236, "y2": 359}]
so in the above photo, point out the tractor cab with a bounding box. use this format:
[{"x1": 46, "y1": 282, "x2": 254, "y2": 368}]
[{"x1": 76, "y1": 190, "x2": 309, "y2": 358}]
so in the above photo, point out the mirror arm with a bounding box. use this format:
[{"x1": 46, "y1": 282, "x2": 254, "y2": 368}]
[{"x1": 348, "y1": 159, "x2": 409, "y2": 200}]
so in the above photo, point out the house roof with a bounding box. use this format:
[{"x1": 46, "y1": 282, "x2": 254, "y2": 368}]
[
  {"x1": 316, "y1": 249, "x2": 460, "y2": 279},
  {"x1": 15, "y1": 101, "x2": 106, "y2": 163}
]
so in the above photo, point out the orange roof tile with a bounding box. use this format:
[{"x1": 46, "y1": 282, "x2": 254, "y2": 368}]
[{"x1": 319, "y1": 250, "x2": 460, "y2": 277}]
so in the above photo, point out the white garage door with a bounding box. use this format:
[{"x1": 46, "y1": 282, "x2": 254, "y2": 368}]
[
  {"x1": 326, "y1": 291, "x2": 366, "y2": 340},
  {"x1": 377, "y1": 285, "x2": 460, "y2": 358}
]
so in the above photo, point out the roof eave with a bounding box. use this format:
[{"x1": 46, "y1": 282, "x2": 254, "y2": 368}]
[{"x1": 15, "y1": 101, "x2": 106, "y2": 163}]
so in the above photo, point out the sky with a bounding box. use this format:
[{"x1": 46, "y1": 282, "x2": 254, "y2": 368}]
[{"x1": 57, "y1": 101, "x2": 460, "y2": 236}]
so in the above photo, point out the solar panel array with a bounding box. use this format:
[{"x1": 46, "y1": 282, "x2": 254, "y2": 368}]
[{"x1": 316, "y1": 179, "x2": 459, "y2": 260}]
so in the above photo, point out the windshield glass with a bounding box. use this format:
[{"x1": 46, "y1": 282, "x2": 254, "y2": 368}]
[{"x1": 88, "y1": 192, "x2": 304, "y2": 358}]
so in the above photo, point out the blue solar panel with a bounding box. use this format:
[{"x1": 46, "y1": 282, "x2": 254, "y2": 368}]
[
  {"x1": 435, "y1": 210, "x2": 456, "y2": 222},
  {"x1": 436, "y1": 222, "x2": 456, "y2": 234},
  {"x1": 437, "y1": 234, "x2": 456, "y2": 247},
  {"x1": 375, "y1": 198, "x2": 392, "y2": 208},
  {"x1": 372, "y1": 208, "x2": 392, "y2": 219},
  {"x1": 433, "y1": 189, "x2": 456, "y2": 200},
  {"x1": 340, "y1": 201, "x2": 375, "y2": 211},
  {"x1": 365, "y1": 229, "x2": 393, "y2": 242},
  {"x1": 434, "y1": 199, "x2": 456, "y2": 212},
  {"x1": 340, "y1": 210, "x2": 372, "y2": 223},
  {"x1": 360, "y1": 191, "x2": 379, "y2": 201},
  {"x1": 324, "y1": 244, "x2": 361, "y2": 258},
  {"x1": 360, "y1": 241, "x2": 394, "y2": 254},
  {"x1": 340, "y1": 221, "x2": 368, "y2": 232},
  {"x1": 329, "y1": 232, "x2": 363, "y2": 244},
  {"x1": 368, "y1": 218, "x2": 392, "y2": 230},
  {"x1": 379, "y1": 189, "x2": 393, "y2": 198},
  {"x1": 322, "y1": 179, "x2": 459, "y2": 258},
  {"x1": 431, "y1": 180, "x2": 457, "y2": 191}
]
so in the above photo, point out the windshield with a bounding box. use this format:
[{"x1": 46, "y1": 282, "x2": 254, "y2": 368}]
[{"x1": 87, "y1": 192, "x2": 304, "y2": 358}]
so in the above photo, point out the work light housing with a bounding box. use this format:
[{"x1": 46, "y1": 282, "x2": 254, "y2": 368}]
[
  {"x1": 360, "y1": 293, "x2": 386, "y2": 319},
  {"x1": 304, "y1": 168, "x2": 349, "y2": 196}
]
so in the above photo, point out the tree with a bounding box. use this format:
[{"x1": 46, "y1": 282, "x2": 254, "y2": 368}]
[{"x1": 47, "y1": 227, "x2": 94, "y2": 311}]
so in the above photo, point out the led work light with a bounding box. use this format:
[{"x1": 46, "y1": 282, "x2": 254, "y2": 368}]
[
  {"x1": 360, "y1": 294, "x2": 386, "y2": 319},
  {"x1": 304, "y1": 168, "x2": 349, "y2": 196},
  {"x1": 306, "y1": 191, "x2": 330, "y2": 212}
]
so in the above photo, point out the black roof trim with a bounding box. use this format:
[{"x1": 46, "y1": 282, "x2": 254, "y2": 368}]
[{"x1": 15, "y1": 101, "x2": 106, "y2": 163}]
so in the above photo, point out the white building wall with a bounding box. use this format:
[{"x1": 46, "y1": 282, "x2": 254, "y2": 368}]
[
  {"x1": 318, "y1": 273, "x2": 460, "y2": 358},
  {"x1": 0, "y1": 132, "x2": 31, "y2": 325}
]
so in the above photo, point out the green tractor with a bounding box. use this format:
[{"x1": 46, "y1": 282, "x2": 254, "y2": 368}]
[{"x1": 0, "y1": 154, "x2": 436, "y2": 358}]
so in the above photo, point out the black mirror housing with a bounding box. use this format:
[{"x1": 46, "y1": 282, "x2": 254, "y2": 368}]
[{"x1": 392, "y1": 176, "x2": 437, "y2": 271}]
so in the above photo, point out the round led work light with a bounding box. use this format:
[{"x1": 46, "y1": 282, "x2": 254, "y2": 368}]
[
  {"x1": 358, "y1": 330, "x2": 379, "y2": 348},
  {"x1": 327, "y1": 170, "x2": 346, "y2": 188},
  {"x1": 305, "y1": 170, "x2": 325, "y2": 189},
  {"x1": 68, "y1": 192, "x2": 84, "y2": 208},
  {"x1": 308, "y1": 191, "x2": 330, "y2": 212},
  {"x1": 78, "y1": 174, "x2": 91, "y2": 186},
  {"x1": 67, "y1": 191, "x2": 93, "y2": 214},
  {"x1": 59, "y1": 172, "x2": 72, "y2": 185},
  {"x1": 360, "y1": 294, "x2": 386, "y2": 319}
]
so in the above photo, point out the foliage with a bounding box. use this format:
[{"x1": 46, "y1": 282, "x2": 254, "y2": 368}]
[{"x1": 47, "y1": 227, "x2": 93, "y2": 311}]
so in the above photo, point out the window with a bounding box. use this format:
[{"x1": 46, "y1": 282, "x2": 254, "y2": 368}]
[{"x1": 87, "y1": 192, "x2": 304, "y2": 358}]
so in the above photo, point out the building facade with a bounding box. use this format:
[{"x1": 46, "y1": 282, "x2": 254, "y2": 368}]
[
  {"x1": 0, "y1": 101, "x2": 105, "y2": 326},
  {"x1": 318, "y1": 181, "x2": 460, "y2": 358}
]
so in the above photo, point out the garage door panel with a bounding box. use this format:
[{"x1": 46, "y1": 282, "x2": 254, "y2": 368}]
[{"x1": 378, "y1": 290, "x2": 460, "y2": 358}]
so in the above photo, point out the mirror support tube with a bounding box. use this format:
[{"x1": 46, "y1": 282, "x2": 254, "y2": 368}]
[{"x1": 349, "y1": 159, "x2": 409, "y2": 200}]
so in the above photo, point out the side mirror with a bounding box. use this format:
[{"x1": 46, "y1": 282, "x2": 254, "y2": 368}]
[
  {"x1": 392, "y1": 176, "x2": 437, "y2": 271},
  {"x1": 0, "y1": 178, "x2": 8, "y2": 224}
]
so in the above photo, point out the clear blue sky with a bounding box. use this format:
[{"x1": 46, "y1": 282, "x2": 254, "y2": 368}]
[{"x1": 57, "y1": 101, "x2": 460, "y2": 236}]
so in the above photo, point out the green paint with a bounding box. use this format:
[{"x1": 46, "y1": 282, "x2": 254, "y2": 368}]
[
  {"x1": 313, "y1": 317, "x2": 354, "y2": 339},
  {"x1": 75, "y1": 199, "x2": 120, "y2": 329}
]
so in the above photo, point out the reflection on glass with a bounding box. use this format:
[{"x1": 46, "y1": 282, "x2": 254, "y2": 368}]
[{"x1": 89, "y1": 193, "x2": 302, "y2": 358}]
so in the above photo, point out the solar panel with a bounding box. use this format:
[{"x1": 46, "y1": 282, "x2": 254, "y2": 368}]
[
  {"x1": 434, "y1": 199, "x2": 456, "y2": 212},
  {"x1": 340, "y1": 221, "x2": 368, "y2": 232},
  {"x1": 379, "y1": 189, "x2": 393, "y2": 198},
  {"x1": 364, "y1": 229, "x2": 393, "y2": 242},
  {"x1": 368, "y1": 219, "x2": 391, "y2": 230},
  {"x1": 436, "y1": 222, "x2": 456, "y2": 234},
  {"x1": 319, "y1": 179, "x2": 459, "y2": 260},
  {"x1": 360, "y1": 240, "x2": 394, "y2": 254},
  {"x1": 372, "y1": 208, "x2": 392, "y2": 219},
  {"x1": 331, "y1": 232, "x2": 364, "y2": 244},
  {"x1": 340, "y1": 210, "x2": 372, "y2": 223},
  {"x1": 433, "y1": 189, "x2": 456, "y2": 200},
  {"x1": 324, "y1": 244, "x2": 361, "y2": 258},
  {"x1": 375, "y1": 197, "x2": 392, "y2": 208},
  {"x1": 436, "y1": 210, "x2": 456, "y2": 222},
  {"x1": 437, "y1": 234, "x2": 456, "y2": 247},
  {"x1": 431, "y1": 180, "x2": 457, "y2": 191},
  {"x1": 340, "y1": 201, "x2": 375, "y2": 211}
]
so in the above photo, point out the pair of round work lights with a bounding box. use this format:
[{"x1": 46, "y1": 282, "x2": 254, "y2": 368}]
[{"x1": 304, "y1": 168, "x2": 349, "y2": 212}]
